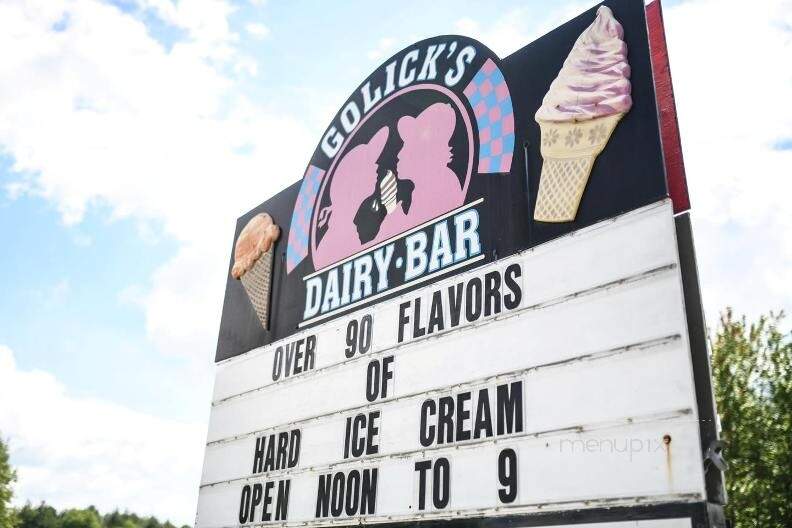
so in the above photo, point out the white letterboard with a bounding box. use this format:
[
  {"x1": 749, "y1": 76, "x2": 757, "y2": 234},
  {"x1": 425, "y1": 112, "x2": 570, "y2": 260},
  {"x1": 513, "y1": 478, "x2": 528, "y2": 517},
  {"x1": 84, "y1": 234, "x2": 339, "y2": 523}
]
[{"x1": 196, "y1": 200, "x2": 705, "y2": 528}]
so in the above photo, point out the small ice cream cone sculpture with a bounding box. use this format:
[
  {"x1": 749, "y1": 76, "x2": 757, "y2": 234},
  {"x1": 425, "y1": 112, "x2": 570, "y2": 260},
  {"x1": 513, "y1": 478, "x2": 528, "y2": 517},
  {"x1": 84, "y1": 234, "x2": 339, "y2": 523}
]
[
  {"x1": 231, "y1": 213, "x2": 280, "y2": 329},
  {"x1": 534, "y1": 6, "x2": 633, "y2": 223}
]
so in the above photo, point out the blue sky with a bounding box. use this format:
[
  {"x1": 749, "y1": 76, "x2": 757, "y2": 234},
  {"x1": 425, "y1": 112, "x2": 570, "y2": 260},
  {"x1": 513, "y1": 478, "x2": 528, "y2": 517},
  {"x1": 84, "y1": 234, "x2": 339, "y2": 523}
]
[
  {"x1": 0, "y1": 0, "x2": 790, "y2": 525},
  {"x1": 0, "y1": 191, "x2": 179, "y2": 409}
]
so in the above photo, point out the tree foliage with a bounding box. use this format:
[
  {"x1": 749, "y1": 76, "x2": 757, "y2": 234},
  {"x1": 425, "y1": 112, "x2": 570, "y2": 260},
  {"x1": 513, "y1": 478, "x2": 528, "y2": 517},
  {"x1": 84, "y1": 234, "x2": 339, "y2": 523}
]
[
  {"x1": 59, "y1": 509, "x2": 101, "y2": 528},
  {"x1": 15, "y1": 503, "x2": 57, "y2": 528},
  {"x1": 14, "y1": 504, "x2": 186, "y2": 528},
  {"x1": 0, "y1": 437, "x2": 188, "y2": 528},
  {"x1": 0, "y1": 437, "x2": 17, "y2": 528},
  {"x1": 710, "y1": 309, "x2": 792, "y2": 527}
]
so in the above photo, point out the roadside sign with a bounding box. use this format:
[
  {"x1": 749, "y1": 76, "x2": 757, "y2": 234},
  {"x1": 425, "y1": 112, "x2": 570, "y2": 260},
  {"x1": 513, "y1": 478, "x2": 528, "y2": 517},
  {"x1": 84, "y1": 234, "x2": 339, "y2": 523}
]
[{"x1": 196, "y1": 2, "x2": 725, "y2": 527}]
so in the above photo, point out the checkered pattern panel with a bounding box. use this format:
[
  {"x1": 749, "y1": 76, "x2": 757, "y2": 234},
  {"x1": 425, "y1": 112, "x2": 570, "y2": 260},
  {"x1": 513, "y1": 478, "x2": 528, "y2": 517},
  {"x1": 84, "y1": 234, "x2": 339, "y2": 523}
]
[
  {"x1": 286, "y1": 165, "x2": 325, "y2": 273},
  {"x1": 463, "y1": 58, "x2": 515, "y2": 174}
]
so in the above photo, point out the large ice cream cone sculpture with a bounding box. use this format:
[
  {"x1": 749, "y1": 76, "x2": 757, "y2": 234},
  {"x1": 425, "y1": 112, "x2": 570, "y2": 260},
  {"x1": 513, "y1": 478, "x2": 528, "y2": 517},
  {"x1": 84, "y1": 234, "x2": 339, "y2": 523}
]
[
  {"x1": 534, "y1": 6, "x2": 633, "y2": 223},
  {"x1": 231, "y1": 213, "x2": 280, "y2": 329}
]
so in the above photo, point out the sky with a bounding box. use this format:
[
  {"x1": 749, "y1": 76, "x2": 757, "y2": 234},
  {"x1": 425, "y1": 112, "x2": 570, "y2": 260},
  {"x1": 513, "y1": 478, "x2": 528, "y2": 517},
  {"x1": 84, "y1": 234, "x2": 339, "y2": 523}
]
[{"x1": 0, "y1": 0, "x2": 790, "y2": 525}]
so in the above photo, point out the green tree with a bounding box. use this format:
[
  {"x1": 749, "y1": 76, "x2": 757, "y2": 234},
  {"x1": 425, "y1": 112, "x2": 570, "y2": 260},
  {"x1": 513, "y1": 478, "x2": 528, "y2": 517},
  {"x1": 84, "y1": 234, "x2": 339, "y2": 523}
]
[
  {"x1": 98, "y1": 509, "x2": 186, "y2": 528},
  {"x1": 711, "y1": 309, "x2": 792, "y2": 527},
  {"x1": 0, "y1": 453, "x2": 188, "y2": 528},
  {"x1": 59, "y1": 509, "x2": 101, "y2": 528},
  {"x1": 0, "y1": 436, "x2": 17, "y2": 528},
  {"x1": 16, "y1": 503, "x2": 59, "y2": 528}
]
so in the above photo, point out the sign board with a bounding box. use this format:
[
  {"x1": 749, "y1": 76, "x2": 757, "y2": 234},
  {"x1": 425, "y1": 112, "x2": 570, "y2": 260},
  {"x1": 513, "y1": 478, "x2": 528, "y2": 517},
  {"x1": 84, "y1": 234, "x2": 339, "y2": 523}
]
[{"x1": 197, "y1": 1, "x2": 726, "y2": 527}]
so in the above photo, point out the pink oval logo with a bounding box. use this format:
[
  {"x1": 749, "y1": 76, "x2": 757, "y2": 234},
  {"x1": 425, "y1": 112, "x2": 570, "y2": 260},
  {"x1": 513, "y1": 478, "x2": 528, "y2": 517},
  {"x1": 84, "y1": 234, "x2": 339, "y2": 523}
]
[{"x1": 310, "y1": 85, "x2": 475, "y2": 270}]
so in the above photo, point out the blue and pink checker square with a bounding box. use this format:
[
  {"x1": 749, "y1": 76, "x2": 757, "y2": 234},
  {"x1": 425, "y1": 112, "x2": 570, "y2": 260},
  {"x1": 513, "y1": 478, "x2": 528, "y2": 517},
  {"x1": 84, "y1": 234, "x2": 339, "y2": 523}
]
[
  {"x1": 463, "y1": 58, "x2": 515, "y2": 174},
  {"x1": 286, "y1": 165, "x2": 325, "y2": 273}
]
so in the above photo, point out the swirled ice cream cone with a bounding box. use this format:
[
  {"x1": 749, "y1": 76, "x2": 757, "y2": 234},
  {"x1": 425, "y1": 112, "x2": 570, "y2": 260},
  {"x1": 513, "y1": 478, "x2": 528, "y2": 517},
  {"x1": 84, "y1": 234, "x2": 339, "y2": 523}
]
[
  {"x1": 232, "y1": 213, "x2": 280, "y2": 329},
  {"x1": 534, "y1": 6, "x2": 632, "y2": 223}
]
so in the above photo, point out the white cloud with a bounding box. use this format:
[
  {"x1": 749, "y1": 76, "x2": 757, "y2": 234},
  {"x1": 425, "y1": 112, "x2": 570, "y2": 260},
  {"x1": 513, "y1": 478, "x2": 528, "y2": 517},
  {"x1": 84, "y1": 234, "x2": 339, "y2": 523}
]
[
  {"x1": 366, "y1": 37, "x2": 398, "y2": 61},
  {"x1": 4, "y1": 180, "x2": 32, "y2": 200},
  {"x1": 28, "y1": 278, "x2": 72, "y2": 307},
  {"x1": 48, "y1": 279, "x2": 71, "y2": 304},
  {"x1": 141, "y1": 0, "x2": 239, "y2": 59},
  {"x1": 363, "y1": 2, "x2": 598, "y2": 64},
  {"x1": 245, "y1": 22, "x2": 270, "y2": 39},
  {"x1": 664, "y1": 0, "x2": 792, "y2": 325},
  {"x1": 71, "y1": 231, "x2": 93, "y2": 247},
  {"x1": 0, "y1": 0, "x2": 315, "y2": 369},
  {"x1": 0, "y1": 345, "x2": 205, "y2": 525},
  {"x1": 453, "y1": 1, "x2": 596, "y2": 57}
]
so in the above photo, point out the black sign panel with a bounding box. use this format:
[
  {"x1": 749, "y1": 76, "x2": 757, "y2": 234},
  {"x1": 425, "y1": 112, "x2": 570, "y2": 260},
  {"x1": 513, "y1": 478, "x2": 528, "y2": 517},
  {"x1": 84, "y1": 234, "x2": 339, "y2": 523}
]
[{"x1": 216, "y1": 0, "x2": 666, "y2": 361}]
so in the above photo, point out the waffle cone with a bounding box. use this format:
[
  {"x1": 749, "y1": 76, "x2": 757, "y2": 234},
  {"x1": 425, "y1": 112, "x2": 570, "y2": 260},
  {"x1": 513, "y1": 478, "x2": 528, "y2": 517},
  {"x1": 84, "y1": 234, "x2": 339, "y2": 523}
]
[
  {"x1": 534, "y1": 113, "x2": 624, "y2": 222},
  {"x1": 240, "y1": 247, "x2": 275, "y2": 329}
]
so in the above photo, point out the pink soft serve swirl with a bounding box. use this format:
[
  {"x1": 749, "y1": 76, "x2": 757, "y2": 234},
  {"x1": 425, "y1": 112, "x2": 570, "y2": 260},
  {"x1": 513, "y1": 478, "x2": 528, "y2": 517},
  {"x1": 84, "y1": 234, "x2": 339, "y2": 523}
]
[{"x1": 535, "y1": 6, "x2": 632, "y2": 122}]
